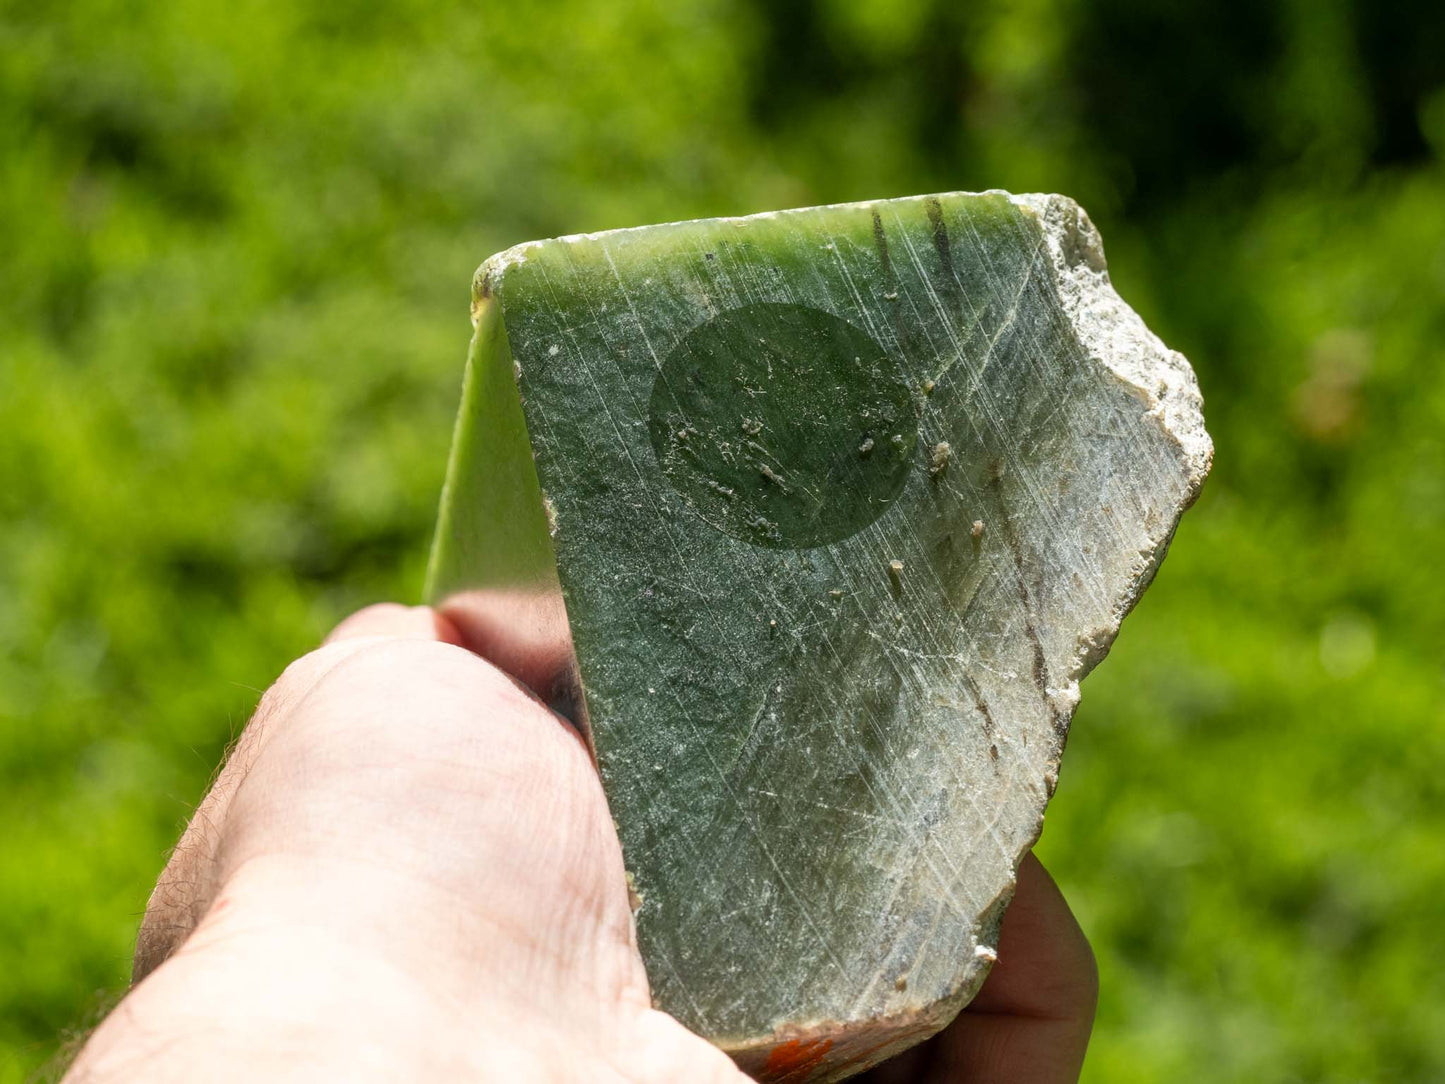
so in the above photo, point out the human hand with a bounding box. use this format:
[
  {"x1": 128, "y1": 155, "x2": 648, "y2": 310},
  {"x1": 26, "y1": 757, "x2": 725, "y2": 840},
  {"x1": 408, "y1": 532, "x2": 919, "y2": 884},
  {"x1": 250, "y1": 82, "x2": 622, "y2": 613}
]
[{"x1": 66, "y1": 603, "x2": 1095, "y2": 1083}]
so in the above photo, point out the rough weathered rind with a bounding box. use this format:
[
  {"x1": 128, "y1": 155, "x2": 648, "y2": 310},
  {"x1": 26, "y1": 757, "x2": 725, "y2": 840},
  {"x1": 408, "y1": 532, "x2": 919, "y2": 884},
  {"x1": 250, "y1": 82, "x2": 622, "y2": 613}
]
[{"x1": 427, "y1": 191, "x2": 1211, "y2": 1082}]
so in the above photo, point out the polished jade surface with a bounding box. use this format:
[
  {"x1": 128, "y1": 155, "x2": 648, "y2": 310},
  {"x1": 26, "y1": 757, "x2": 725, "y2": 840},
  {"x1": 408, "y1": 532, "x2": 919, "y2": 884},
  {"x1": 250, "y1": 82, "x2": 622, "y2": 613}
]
[{"x1": 427, "y1": 191, "x2": 1209, "y2": 1080}]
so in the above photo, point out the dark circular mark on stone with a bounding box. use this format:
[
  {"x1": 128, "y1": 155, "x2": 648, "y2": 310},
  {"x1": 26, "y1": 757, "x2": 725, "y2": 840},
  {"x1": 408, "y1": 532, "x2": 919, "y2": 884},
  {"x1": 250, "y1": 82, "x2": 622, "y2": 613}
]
[{"x1": 648, "y1": 302, "x2": 917, "y2": 549}]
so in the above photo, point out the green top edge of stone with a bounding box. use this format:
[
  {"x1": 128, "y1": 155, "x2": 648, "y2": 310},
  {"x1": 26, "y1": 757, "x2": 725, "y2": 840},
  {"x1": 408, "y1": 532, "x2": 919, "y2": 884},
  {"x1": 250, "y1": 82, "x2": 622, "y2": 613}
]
[{"x1": 470, "y1": 189, "x2": 1042, "y2": 307}]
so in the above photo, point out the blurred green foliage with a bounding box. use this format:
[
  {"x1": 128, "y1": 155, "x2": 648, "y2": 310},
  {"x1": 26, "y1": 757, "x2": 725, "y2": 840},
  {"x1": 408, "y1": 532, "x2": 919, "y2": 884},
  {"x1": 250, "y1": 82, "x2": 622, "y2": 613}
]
[{"x1": 2, "y1": 0, "x2": 1443, "y2": 1079}]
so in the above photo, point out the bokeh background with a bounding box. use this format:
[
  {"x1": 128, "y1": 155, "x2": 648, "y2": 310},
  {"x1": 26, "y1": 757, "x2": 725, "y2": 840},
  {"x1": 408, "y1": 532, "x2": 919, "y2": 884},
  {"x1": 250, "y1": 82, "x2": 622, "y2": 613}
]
[{"x1": 3, "y1": 0, "x2": 1444, "y2": 1080}]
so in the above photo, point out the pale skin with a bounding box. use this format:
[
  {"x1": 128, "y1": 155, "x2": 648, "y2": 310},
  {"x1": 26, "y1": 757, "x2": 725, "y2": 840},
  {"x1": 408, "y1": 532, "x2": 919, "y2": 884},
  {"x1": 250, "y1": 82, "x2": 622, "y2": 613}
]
[{"x1": 65, "y1": 604, "x2": 1097, "y2": 1083}]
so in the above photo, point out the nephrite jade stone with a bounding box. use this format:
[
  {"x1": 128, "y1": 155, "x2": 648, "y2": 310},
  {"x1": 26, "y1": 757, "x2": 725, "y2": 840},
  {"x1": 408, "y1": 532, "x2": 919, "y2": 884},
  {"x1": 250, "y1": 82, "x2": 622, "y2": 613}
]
[{"x1": 425, "y1": 191, "x2": 1211, "y2": 1081}]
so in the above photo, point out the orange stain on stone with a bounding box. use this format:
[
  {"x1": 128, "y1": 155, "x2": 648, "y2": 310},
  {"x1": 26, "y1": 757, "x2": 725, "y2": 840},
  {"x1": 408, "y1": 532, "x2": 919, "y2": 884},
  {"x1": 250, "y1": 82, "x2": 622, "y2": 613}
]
[{"x1": 761, "y1": 1038, "x2": 835, "y2": 1082}]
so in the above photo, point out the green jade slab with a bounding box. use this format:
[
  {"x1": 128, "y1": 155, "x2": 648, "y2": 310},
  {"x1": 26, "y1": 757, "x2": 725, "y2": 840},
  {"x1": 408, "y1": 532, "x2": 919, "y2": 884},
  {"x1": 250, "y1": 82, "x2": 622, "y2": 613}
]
[{"x1": 426, "y1": 191, "x2": 1211, "y2": 1081}]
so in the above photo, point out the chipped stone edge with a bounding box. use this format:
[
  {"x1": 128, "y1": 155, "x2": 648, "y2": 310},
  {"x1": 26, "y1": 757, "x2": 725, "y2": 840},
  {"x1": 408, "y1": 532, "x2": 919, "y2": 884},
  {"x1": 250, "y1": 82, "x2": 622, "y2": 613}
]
[
  {"x1": 1009, "y1": 192, "x2": 1214, "y2": 489},
  {"x1": 998, "y1": 193, "x2": 1212, "y2": 856},
  {"x1": 720, "y1": 879, "x2": 1013, "y2": 1082},
  {"x1": 1010, "y1": 191, "x2": 1213, "y2": 685},
  {"x1": 726, "y1": 1001, "x2": 950, "y2": 1083}
]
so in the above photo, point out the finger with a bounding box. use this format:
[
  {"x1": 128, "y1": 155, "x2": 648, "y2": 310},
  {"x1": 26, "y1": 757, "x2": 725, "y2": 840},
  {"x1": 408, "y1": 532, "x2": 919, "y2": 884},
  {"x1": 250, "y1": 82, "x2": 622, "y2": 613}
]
[
  {"x1": 923, "y1": 853, "x2": 1098, "y2": 1082},
  {"x1": 325, "y1": 602, "x2": 465, "y2": 646},
  {"x1": 433, "y1": 590, "x2": 581, "y2": 718}
]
